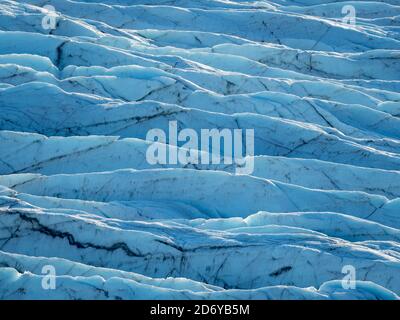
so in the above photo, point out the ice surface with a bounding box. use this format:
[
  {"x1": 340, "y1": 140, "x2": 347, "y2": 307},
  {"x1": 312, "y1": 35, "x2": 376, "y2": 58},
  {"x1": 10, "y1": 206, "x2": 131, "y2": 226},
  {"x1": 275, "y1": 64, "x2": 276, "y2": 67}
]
[{"x1": 0, "y1": 0, "x2": 399, "y2": 299}]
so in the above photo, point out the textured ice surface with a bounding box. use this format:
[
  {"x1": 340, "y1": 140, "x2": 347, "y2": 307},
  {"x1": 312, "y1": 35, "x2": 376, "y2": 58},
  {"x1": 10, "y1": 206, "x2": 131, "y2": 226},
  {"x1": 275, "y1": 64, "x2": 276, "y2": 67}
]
[{"x1": 0, "y1": 0, "x2": 400, "y2": 300}]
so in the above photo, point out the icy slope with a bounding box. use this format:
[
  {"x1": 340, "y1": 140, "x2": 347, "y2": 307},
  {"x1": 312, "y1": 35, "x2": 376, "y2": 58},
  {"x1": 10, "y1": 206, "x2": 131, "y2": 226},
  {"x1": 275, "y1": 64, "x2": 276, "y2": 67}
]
[{"x1": 0, "y1": 0, "x2": 400, "y2": 299}]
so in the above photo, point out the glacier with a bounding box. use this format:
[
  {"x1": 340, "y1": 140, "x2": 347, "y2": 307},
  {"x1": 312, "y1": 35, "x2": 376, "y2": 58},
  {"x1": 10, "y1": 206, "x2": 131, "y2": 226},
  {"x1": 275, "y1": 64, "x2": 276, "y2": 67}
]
[{"x1": 0, "y1": 0, "x2": 399, "y2": 300}]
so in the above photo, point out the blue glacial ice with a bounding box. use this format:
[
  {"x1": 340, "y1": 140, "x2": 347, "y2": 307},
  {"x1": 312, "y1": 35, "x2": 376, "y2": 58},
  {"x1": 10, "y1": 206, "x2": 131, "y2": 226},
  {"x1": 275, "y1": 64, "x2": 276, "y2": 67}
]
[{"x1": 0, "y1": 0, "x2": 400, "y2": 299}]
